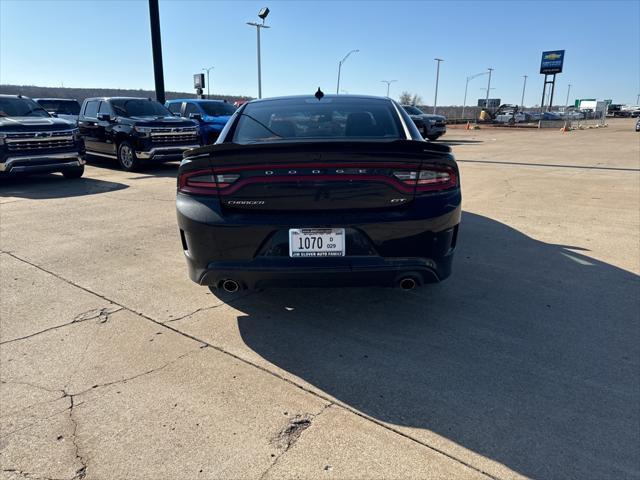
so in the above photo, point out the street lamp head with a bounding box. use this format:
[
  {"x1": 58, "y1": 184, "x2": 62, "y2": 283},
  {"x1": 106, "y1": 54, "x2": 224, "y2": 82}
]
[{"x1": 258, "y1": 7, "x2": 270, "y2": 20}]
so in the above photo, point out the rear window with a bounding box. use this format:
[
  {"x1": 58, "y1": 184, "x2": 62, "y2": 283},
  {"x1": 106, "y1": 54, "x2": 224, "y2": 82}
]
[
  {"x1": 200, "y1": 102, "x2": 236, "y2": 117},
  {"x1": 233, "y1": 97, "x2": 403, "y2": 144},
  {"x1": 36, "y1": 99, "x2": 80, "y2": 115}
]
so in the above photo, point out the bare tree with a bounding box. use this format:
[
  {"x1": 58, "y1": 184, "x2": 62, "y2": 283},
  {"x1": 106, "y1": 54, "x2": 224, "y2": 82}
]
[
  {"x1": 398, "y1": 91, "x2": 413, "y2": 105},
  {"x1": 398, "y1": 91, "x2": 423, "y2": 105}
]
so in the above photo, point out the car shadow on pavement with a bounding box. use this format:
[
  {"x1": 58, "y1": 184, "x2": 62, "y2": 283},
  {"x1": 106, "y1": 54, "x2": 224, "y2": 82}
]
[
  {"x1": 85, "y1": 155, "x2": 179, "y2": 179},
  {"x1": 0, "y1": 174, "x2": 128, "y2": 199},
  {"x1": 232, "y1": 211, "x2": 639, "y2": 479}
]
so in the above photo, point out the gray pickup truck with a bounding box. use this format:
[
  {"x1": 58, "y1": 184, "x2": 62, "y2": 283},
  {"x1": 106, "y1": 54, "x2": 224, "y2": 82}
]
[{"x1": 0, "y1": 94, "x2": 85, "y2": 178}]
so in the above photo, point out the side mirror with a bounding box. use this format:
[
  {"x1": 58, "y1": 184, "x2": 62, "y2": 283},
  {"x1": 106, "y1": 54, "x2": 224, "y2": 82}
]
[
  {"x1": 189, "y1": 113, "x2": 203, "y2": 121},
  {"x1": 97, "y1": 113, "x2": 112, "y2": 122},
  {"x1": 49, "y1": 112, "x2": 58, "y2": 117}
]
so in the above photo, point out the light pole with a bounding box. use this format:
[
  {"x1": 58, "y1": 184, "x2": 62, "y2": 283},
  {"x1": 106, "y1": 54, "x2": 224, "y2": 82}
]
[
  {"x1": 246, "y1": 7, "x2": 270, "y2": 99},
  {"x1": 381, "y1": 80, "x2": 397, "y2": 97},
  {"x1": 462, "y1": 71, "x2": 489, "y2": 119},
  {"x1": 336, "y1": 49, "x2": 359, "y2": 94},
  {"x1": 202, "y1": 66, "x2": 214, "y2": 99},
  {"x1": 636, "y1": 94, "x2": 639, "y2": 105},
  {"x1": 521, "y1": 75, "x2": 528, "y2": 108},
  {"x1": 433, "y1": 58, "x2": 443, "y2": 114},
  {"x1": 565, "y1": 83, "x2": 572, "y2": 109},
  {"x1": 484, "y1": 68, "x2": 494, "y2": 108}
]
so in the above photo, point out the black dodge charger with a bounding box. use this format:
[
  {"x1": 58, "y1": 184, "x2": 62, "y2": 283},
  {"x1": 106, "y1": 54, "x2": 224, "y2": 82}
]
[{"x1": 176, "y1": 94, "x2": 461, "y2": 292}]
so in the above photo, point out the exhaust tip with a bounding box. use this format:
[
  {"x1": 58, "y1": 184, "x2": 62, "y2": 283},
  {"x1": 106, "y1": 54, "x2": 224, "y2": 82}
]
[
  {"x1": 221, "y1": 279, "x2": 240, "y2": 293},
  {"x1": 399, "y1": 277, "x2": 417, "y2": 290}
]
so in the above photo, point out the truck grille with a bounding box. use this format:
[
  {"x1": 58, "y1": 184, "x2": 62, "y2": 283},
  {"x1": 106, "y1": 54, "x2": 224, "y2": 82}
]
[
  {"x1": 5, "y1": 130, "x2": 75, "y2": 151},
  {"x1": 150, "y1": 127, "x2": 198, "y2": 144}
]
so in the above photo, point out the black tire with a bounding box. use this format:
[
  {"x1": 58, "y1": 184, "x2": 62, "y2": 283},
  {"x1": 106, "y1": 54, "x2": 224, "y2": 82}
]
[
  {"x1": 427, "y1": 135, "x2": 440, "y2": 141},
  {"x1": 62, "y1": 165, "x2": 84, "y2": 179},
  {"x1": 117, "y1": 141, "x2": 141, "y2": 171}
]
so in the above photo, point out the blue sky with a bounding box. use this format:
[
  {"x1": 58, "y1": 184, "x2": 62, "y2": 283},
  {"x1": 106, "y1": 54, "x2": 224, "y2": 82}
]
[{"x1": 1, "y1": 0, "x2": 638, "y2": 105}]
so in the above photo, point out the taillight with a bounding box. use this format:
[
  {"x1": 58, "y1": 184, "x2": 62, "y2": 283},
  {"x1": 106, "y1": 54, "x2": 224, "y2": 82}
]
[
  {"x1": 392, "y1": 166, "x2": 457, "y2": 192},
  {"x1": 178, "y1": 169, "x2": 239, "y2": 195}
]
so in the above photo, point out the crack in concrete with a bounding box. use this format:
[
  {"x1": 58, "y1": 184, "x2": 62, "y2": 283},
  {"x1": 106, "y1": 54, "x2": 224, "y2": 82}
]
[
  {"x1": 0, "y1": 306, "x2": 122, "y2": 346},
  {"x1": 65, "y1": 394, "x2": 87, "y2": 480},
  {"x1": 164, "y1": 290, "x2": 258, "y2": 324}
]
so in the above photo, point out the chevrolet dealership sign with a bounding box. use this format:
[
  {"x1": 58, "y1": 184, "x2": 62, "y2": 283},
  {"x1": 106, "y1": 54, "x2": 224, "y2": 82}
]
[{"x1": 540, "y1": 50, "x2": 565, "y2": 74}]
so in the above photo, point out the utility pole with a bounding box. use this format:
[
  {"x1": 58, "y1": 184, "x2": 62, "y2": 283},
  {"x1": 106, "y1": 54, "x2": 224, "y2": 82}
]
[
  {"x1": 202, "y1": 66, "x2": 214, "y2": 99},
  {"x1": 484, "y1": 68, "x2": 494, "y2": 108},
  {"x1": 336, "y1": 50, "x2": 359, "y2": 94},
  {"x1": 381, "y1": 80, "x2": 397, "y2": 97},
  {"x1": 521, "y1": 75, "x2": 528, "y2": 108},
  {"x1": 148, "y1": 0, "x2": 165, "y2": 103},
  {"x1": 565, "y1": 83, "x2": 572, "y2": 109},
  {"x1": 433, "y1": 58, "x2": 443, "y2": 114},
  {"x1": 246, "y1": 7, "x2": 270, "y2": 99},
  {"x1": 462, "y1": 71, "x2": 489, "y2": 119}
]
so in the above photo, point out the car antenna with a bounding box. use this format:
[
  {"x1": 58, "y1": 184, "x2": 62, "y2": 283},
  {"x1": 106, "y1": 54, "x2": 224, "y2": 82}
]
[{"x1": 315, "y1": 87, "x2": 324, "y2": 101}]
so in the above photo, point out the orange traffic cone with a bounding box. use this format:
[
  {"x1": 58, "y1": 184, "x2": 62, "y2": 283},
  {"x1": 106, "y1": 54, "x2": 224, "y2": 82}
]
[{"x1": 465, "y1": 121, "x2": 470, "y2": 130}]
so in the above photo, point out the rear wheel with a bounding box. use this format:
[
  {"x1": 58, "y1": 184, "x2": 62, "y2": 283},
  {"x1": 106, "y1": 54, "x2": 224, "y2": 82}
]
[
  {"x1": 117, "y1": 141, "x2": 141, "y2": 171},
  {"x1": 62, "y1": 165, "x2": 84, "y2": 179}
]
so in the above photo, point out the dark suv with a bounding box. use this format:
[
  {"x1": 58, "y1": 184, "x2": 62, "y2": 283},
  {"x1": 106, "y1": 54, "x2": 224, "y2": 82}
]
[
  {"x1": 402, "y1": 105, "x2": 447, "y2": 141},
  {"x1": 78, "y1": 97, "x2": 200, "y2": 171},
  {"x1": 0, "y1": 94, "x2": 85, "y2": 178}
]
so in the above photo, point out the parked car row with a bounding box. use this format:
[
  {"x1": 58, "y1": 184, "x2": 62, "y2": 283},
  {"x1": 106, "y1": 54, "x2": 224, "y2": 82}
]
[{"x1": 0, "y1": 94, "x2": 238, "y2": 176}]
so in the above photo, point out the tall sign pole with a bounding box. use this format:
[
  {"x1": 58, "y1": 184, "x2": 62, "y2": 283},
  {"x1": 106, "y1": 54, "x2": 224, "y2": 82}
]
[{"x1": 148, "y1": 0, "x2": 165, "y2": 104}]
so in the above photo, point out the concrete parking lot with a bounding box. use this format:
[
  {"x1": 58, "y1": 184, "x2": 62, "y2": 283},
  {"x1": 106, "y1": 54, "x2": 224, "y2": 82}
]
[{"x1": 1, "y1": 119, "x2": 638, "y2": 480}]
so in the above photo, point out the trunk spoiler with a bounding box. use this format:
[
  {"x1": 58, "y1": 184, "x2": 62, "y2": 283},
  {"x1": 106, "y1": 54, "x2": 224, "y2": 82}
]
[{"x1": 185, "y1": 139, "x2": 452, "y2": 161}]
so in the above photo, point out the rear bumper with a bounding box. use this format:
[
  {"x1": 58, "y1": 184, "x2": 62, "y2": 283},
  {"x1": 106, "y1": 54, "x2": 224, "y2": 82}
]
[
  {"x1": 0, "y1": 152, "x2": 85, "y2": 174},
  {"x1": 199, "y1": 256, "x2": 450, "y2": 290},
  {"x1": 136, "y1": 144, "x2": 200, "y2": 161},
  {"x1": 177, "y1": 192, "x2": 461, "y2": 289}
]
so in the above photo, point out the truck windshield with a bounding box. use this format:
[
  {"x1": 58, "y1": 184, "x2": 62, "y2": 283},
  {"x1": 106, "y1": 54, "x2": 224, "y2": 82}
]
[
  {"x1": 0, "y1": 97, "x2": 50, "y2": 117},
  {"x1": 110, "y1": 99, "x2": 171, "y2": 117},
  {"x1": 36, "y1": 99, "x2": 81, "y2": 115},
  {"x1": 233, "y1": 97, "x2": 402, "y2": 144},
  {"x1": 200, "y1": 102, "x2": 236, "y2": 117}
]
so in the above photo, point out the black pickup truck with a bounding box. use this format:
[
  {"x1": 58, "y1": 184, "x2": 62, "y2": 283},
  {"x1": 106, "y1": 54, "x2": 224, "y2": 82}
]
[
  {"x1": 0, "y1": 94, "x2": 85, "y2": 178},
  {"x1": 78, "y1": 97, "x2": 200, "y2": 171}
]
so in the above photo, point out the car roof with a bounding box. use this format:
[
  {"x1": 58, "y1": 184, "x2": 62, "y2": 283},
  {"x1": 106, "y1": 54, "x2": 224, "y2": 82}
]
[
  {"x1": 83, "y1": 97, "x2": 156, "y2": 102},
  {"x1": 34, "y1": 97, "x2": 78, "y2": 102},
  {"x1": 0, "y1": 94, "x2": 27, "y2": 99},
  {"x1": 167, "y1": 98, "x2": 228, "y2": 103},
  {"x1": 247, "y1": 94, "x2": 393, "y2": 105}
]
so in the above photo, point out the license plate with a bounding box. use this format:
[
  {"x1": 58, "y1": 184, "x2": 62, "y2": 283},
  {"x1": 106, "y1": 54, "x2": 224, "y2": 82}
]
[{"x1": 289, "y1": 228, "x2": 345, "y2": 257}]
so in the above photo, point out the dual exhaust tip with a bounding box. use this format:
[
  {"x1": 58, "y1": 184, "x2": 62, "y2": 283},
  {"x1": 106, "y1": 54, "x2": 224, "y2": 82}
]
[
  {"x1": 219, "y1": 277, "x2": 419, "y2": 292},
  {"x1": 398, "y1": 277, "x2": 418, "y2": 290}
]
